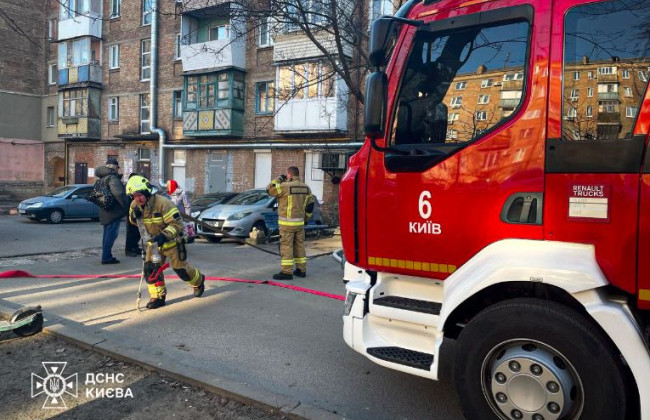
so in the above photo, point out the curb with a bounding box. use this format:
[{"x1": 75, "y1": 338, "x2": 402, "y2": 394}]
[{"x1": 0, "y1": 301, "x2": 342, "y2": 420}]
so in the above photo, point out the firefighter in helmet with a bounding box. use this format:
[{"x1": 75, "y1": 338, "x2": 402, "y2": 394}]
[
  {"x1": 126, "y1": 175, "x2": 205, "y2": 309},
  {"x1": 267, "y1": 166, "x2": 315, "y2": 280}
]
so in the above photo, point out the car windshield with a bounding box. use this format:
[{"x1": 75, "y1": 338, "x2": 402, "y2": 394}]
[
  {"x1": 228, "y1": 191, "x2": 270, "y2": 206},
  {"x1": 192, "y1": 196, "x2": 225, "y2": 206},
  {"x1": 47, "y1": 186, "x2": 76, "y2": 197}
]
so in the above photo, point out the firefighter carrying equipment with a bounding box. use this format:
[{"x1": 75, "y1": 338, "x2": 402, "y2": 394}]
[{"x1": 129, "y1": 190, "x2": 204, "y2": 305}]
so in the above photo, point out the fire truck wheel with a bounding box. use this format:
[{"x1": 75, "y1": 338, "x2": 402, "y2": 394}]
[{"x1": 453, "y1": 298, "x2": 630, "y2": 420}]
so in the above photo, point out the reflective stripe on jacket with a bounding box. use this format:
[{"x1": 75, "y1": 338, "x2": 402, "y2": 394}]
[
  {"x1": 266, "y1": 177, "x2": 314, "y2": 227},
  {"x1": 129, "y1": 195, "x2": 183, "y2": 244}
]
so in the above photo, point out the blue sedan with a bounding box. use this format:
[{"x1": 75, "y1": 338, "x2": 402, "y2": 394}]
[{"x1": 17, "y1": 184, "x2": 100, "y2": 224}]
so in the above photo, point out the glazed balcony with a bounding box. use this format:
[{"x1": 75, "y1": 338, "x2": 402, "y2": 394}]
[
  {"x1": 180, "y1": 38, "x2": 246, "y2": 72},
  {"x1": 58, "y1": 64, "x2": 102, "y2": 87},
  {"x1": 58, "y1": 14, "x2": 102, "y2": 41}
]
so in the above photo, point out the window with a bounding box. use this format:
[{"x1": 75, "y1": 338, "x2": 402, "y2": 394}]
[
  {"x1": 259, "y1": 17, "x2": 273, "y2": 47},
  {"x1": 639, "y1": 71, "x2": 647, "y2": 82},
  {"x1": 110, "y1": 0, "x2": 121, "y2": 17},
  {"x1": 108, "y1": 97, "x2": 119, "y2": 121},
  {"x1": 140, "y1": 94, "x2": 150, "y2": 133},
  {"x1": 61, "y1": 89, "x2": 87, "y2": 117},
  {"x1": 138, "y1": 148, "x2": 151, "y2": 160},
  {"x1": 141, "y1": 39, "x2": 151, "y2": 80},
  {"x1": 60, "y1": 0, "x2": 77, "y2": 19},
  {"x1": 142, "y1": 0, "x2": 152, "y2": 26},
  {"x1": 391, "y1": 17, "x2": 530, "y2": 146},
  {"x1": 478, "y1": 94, "x2": 490, "y2": 104},
  {"x1": 173, "y1": 91, "x2": 182, "y2": 118},
  {"x1": 175, "y1": 34, "x2": 182, "y2": 60},
  {"x1": 626, "y1": 106, "x2": 638, "y2": 118},
  {"x1": 455, "y1": 81, "x2": 466, "y2": 90},
  {"x1": 48, "y1": 19, "x2": 57, "y2": 41},
  {"x1": 209, "y1": 25, "x2": 229, "y2": 41},
  {"x1": 48, "y1": 64, "x2": 57, "y2": 85},
  {"x1": 563, "y1": 0, "x2": 650, "y2": 141},
  {"x1": 370, "y1": 0, "x2": 393, "y2": 23},
  {"x1": 450, "y1": 97, "x2": 462, "y2": 108},
  {"x1": 481, "y1": 79, "x2": 493, "y2": 88},
  {"x1": 255, "y1": 81, "x2": 275, "y2": 114},
  {"x1": 46, "y1": 107, "x2": 55, "y2": 127},
  {"x1": 109, "y1": 45, "x2": 119, "y2": 69},
  {"x1": 277, "y1": 62, "x2": 335, "y2": 100},
  {"x1": 185, "y1": 70, "x2": 245, "y2": 110},
  {"x1": 570, "y1": 89, "x2": 579, "y2": 100},
  {"x1": 573, "y1": 71, "x2": 580, "y2": 80},
  {"x1": 587, "y1": 87, "x2": 593, "y2": 97},
  {"x1": 587, "y1": 71, "x2": 593, "y2": 79},
  {"x1": 448, "y1": 113, "x2": 459, "y2": 123},
  {"x1": 58, "y1": 37, "x2": 91, "y2": 69}
]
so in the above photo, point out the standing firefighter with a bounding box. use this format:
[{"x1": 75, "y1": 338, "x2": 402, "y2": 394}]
[
  {"x1": 267, "y1": 166, "x2": 314, "y2": 280},
  {"x1": 126, "y1": 175, "x2": 205, "y2": 309}
]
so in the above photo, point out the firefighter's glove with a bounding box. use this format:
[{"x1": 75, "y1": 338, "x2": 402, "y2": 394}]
[
  {"x1": 133, "y1": 207, "x2": 143, "y2": 219},
  {"x1": 150, "y1": 233, "x2": 166, "y2": 248},
  {"x1": 278, "y1": 174, "x2": 287, "y2": 182}
]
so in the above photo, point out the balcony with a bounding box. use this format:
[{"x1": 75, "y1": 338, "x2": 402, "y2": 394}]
[
  {"x1": 500, "y1": 98, "x2": 520, "y2": 108},
  {"x1": 182, "y1": 109, "x2": 244, "y2": 137},
  {"x1": 597, "y1": 112, "x2": 621, "y2": 124},
  {"x1": 501, "y1": 80, "x2": 523, "y2": 91},
  {"x1": 58, "y1": 15, "x2": 102, "y2": 40},
  {"x1": 598, "y1": 92, "x2": 619, "y2": 101},
  {"x1": 275, "y1": 98, "x2": 347, "y2": 133},
  {"x1": 57, "y1": 116, "x2": 101, "y2": 139},
  {"x1": 597, "y1": 73, "x2": 618, "y2": 83},
  {"x1": 180, "y1": 38, "x2": 246, "y2": 72},
  {"x1": 273, "y1": 31, "x2": 352, "y2": 63},
  {"x1": 58, "y1": 64, "x2": 102, "y2": 87}
]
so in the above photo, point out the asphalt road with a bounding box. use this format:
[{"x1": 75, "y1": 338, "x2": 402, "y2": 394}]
[{"x1": 0, "y1": 215, "x2": 463, "y2": 420}]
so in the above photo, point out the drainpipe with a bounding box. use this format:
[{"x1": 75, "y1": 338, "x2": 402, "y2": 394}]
[{"x1": 150, "y1": 0, "x2": 166, "y2": 186}]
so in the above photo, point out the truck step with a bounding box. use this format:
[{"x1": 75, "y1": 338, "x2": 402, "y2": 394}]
[
  {"x1": 367, "y1": 346, "x2": 434, "y2": 370},
  {"x1": 374, "y1": 296, "x2": 442, "y2": 315}
]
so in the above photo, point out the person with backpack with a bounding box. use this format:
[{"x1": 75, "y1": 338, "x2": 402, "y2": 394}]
[{"x1": 95, "y1": 157, "x2": 128, "y2": 264}]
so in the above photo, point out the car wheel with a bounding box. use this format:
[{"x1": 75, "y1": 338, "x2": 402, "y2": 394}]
[
  {"x1": 252, "y1": 220, "x2": 268, "y2": 236},
  {"x1": 47, "y1": 209, "x2": 64, "y2": 224},
  {"x1": 453, "y1": 298, "x2": 631, "y2": 420},
  {"x1": 205, "y1": 236, "x2": 222, "y2": 243}
]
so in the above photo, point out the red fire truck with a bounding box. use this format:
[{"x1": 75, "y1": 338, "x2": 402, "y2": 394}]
[{"x1": 338, "y1": 0, "x2": 650, "y2": 418}]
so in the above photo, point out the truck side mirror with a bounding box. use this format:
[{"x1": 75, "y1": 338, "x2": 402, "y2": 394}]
[
  {"x1": 364, "y1": 71, "x2": 388, "y2": 138},
  {"x1": 369, "y1": 17, "x2": 396, "y2": 68}
]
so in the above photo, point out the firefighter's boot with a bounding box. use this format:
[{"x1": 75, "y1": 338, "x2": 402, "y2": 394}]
[
  {"x1": 273, "y1": 272, "x2": 293, "y2": 280},
  {"x1": 293, "y1": 269, "x2": 306, "y2": 277},
  {"x1": 193, "y1": 274, "x2": 205, "y2": 297},
  {"x1": 146, "y1": 296, "x2": 166, "y2": 309}
]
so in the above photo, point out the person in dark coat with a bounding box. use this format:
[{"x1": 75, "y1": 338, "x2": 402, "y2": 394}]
[
  {"x1": 125, "y1": 173, "x2": 143, "y2": 257},
  {"x1": 95, "y1": 157, "x2": 128, "y2": 264}
]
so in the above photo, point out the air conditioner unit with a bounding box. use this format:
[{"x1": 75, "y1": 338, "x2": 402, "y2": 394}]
[{"x1": 320, "y1": 153, "x2": 347, "y2": 170}]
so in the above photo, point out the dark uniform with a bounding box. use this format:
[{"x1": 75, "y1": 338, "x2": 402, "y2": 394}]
[{"x1": 267, "y1": 176, "x2": 314, "y2": 277}]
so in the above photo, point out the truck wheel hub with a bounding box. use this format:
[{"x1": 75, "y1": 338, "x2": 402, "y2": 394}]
[{"x1": 482, "y1": 340, "x2": 583, "y2": 420}]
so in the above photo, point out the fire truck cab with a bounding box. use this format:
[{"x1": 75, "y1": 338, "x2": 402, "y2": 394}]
[{"x1": 339, "y1": 0, "x2": 650, "y2": 418}]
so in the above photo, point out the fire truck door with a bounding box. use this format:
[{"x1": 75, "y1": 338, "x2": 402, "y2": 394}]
[
  {"x1": 364, "y1": 4, "x2": 548, "y2": 279},
  {"x1": 545, "y1": 0, "x2": 650, "y2": 296}
]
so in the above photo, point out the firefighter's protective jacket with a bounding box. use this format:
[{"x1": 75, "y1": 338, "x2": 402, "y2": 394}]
[
  {"x1": 129, "y1": 194, "x2": 183, "y2": 249},
  {"x1": 267, "y1": 177, "x2": 314, "y2": 227}
]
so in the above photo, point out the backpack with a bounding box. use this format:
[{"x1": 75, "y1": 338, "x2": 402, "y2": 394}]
[{"x1": 87, "y1": 176, "x2": 117, "y2": 210}]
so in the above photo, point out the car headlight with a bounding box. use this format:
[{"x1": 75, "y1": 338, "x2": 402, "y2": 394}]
[
  {"x1": 191, "y1": 211, "x2": 200, "y2": 218},
  {"x1": 27, "y1": 202, "x2": 43, "y2": 209},
  {"x1": 227, "y1": 211, "x2": 252, "y2": 221}
]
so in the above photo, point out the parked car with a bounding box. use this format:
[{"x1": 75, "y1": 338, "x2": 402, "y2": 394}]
[
  {"x1": 190, "y1": 192, "x2": 238, "y2": 218},
  {"x1": 17, "y1": 184, "x2": 99, "y2": 224},
  {"x1": 197, "y1": 188, "x2": 323, "y2": 242}
]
